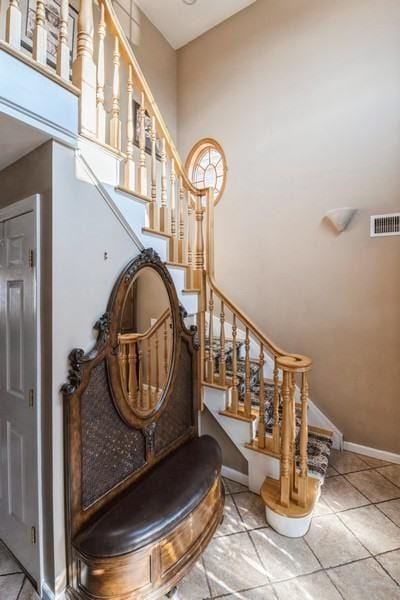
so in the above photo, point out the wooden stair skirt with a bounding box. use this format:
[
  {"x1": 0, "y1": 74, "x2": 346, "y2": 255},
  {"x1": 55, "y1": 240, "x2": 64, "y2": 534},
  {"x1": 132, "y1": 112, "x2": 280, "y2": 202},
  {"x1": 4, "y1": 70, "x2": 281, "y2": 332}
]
[{"x1": 261, "y1": 476, "x2": 320, "y2": 537}]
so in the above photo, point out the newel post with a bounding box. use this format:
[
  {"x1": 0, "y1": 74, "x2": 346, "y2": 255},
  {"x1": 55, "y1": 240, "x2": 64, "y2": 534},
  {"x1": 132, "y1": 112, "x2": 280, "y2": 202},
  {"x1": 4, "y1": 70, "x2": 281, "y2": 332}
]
[
  {"x1": 192, "y1": 192, "x2": 205, "y2": 289},
  {"x1": 73, "y1": 0, "x2": 97, "y2": 135}
]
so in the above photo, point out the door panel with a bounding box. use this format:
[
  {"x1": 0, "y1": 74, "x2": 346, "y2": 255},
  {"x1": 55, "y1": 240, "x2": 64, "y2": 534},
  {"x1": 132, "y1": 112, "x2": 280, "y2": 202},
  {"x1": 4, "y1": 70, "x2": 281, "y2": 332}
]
[
  {"x1": 7, "y1": 280, "x2": 25, "y2": 396},
  {"x1": 0, "y1": 210, "x2": 38, "y2": 583}
]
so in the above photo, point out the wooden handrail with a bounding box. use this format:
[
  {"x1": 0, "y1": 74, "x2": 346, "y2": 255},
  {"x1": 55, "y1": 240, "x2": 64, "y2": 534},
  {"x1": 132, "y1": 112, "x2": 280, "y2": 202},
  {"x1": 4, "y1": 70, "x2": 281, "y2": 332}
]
[{"x1": 119, "y1": 308, "x2": 171, "y2": 344}]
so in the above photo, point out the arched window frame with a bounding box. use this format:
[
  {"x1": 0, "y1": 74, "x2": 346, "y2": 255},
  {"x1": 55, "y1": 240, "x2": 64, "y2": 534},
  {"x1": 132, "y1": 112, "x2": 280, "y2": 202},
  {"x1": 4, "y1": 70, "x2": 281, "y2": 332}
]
[{"x1": 185, "y1": 138, "x2": 227, "y2": 205}]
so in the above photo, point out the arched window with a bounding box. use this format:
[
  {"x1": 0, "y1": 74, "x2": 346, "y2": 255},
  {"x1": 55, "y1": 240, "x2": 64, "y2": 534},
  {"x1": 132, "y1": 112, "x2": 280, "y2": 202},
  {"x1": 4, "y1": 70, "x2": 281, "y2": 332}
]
[{"x1": 186, "y1": 139, "x2": 227, "y2": 204}]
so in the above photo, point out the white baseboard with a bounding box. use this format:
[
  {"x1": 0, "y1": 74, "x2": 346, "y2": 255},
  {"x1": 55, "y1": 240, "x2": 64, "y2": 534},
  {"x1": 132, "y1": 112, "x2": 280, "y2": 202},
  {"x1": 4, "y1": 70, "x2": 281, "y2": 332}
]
[
  {"x1": 343, "y1": 441, "x2": 400, "y2": 465},
  {"x1": 41, "y1": 582, "x2": 55, "y2": 600},
  {"x1": 221, "y1": 465, "x2": 249, "y2": 487}
]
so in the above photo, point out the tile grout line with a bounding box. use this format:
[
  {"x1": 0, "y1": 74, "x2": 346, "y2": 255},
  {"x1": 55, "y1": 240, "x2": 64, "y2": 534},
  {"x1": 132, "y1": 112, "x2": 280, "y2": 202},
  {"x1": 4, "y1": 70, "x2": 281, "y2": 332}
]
[
  {"x1": 300, "y1": 535, "x2": 346, "y2": 599},
  {"x1": 201, "y1": 555, "x2": 214, "y2": 600},
  {"x1": 372, "y1": 467, "x2": 400, "y2": 490},
  {"x1": 342, "y1": 472, "x2": 400, "y2": 510},
  {"x1": 372, "y1": 554, "x2": 400, "y2": 589},
  {"x1": 224, "y1": 492, "x2": 274, "y2": 593},
  {"x1": 16, "y1": 575, "x2": 26, "y2": 600}
]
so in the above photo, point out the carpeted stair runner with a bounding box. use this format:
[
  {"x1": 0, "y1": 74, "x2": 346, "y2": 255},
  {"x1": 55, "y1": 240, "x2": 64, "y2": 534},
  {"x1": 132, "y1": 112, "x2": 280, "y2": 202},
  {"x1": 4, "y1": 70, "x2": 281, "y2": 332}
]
[{"x1": 206, "y1": 338, "x2": 333, "y2": 479}]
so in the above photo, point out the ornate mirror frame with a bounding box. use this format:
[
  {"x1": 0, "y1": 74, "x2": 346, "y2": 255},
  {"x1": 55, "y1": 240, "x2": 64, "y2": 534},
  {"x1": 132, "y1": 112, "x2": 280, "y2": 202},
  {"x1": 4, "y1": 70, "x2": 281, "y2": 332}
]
[
  {"x1": 62, "y1": 249, "x2": 200, "y2": 543},
  {"x1": 107, "y1": 249, "x2": 181, "y2": 429}
]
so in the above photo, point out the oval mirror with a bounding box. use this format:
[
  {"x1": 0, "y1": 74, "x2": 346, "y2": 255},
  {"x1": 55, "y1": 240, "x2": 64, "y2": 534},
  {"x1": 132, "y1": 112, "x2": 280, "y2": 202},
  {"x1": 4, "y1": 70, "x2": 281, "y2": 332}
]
[{"x1": 118, "y1": 266, "x2": 173, "y2": 417}]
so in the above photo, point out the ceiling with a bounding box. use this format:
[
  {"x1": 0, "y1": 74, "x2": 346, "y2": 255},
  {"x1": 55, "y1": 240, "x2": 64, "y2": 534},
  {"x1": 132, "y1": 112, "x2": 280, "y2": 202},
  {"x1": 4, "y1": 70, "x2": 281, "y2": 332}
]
[
  {"x1": 135, "y1": 0, "x2": 257, "y2": 49},
  {"x1": 0, "y1": 113, "x2": 49, "y2": 172}
]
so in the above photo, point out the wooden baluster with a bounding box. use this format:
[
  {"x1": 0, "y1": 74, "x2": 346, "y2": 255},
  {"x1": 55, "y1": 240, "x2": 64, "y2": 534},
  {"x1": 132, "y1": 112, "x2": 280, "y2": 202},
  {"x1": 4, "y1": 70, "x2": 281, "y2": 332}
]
[
  {"x1": 169, "y1": 159, "x2": 177, "y2": 262},
  {"x1": 244, "y1": 327, "x2": 252, "y2": 417},
  {"x1": 5, "y1": 0, "x2": 22, "y2": 49},
  {"x1": 219, "y1": 301, "x2": 226, "y2": 385},
  {"x1": 159, "y1": 138, "x2": 168, "y2": 232},
  {"x1": 149, "y1": 116, "x2": 158, "y2": 228},
  {"x1": 147, "y1": 337, "x2": 152, "y2": 408},
  {"x1": 72, "y1": 0, "x2": 96, "y2": 135},
  {"x1": 163, "y1": 320, "x2": 168, "y2": 377},
  {"x1": 128, "y1": 342, "x2": 137, "y2": 403},
  {"x1": 280, "y1": 369, "x2": 291, "y2": 507},
  {"x1": 109, "y1": 37, "x2": 121, "y2": 150},
  {"x1": 57, "y1": 0, "x2": 69, "y2": 79},
  {"x1": 258, "y1": 344, "x2": 266, "y2": 449},
  {"x1": 207, "y1": 288, "x2": 214, "y2": 384},
  {"x1": 298, "y1": 371, "x2": 309, "y2": 507},
  {"x1": 123, "y1": 64, "x2": 135, "y2": 190},
  {"x1": 32, "y1": 0, "x2": 47, "y2": 65},
  {"x1": 230, "y1": 314, "x2": 239, "y2": 414},
  {"x1": 119, "y1": 343, "x2": 128, "y2": 395},
  {"x1": 95, "y1": 0, "x2": 106, "y2": 141},
  {"x1": 138, "y1": 344, "x2": 143, "y2": 409},
  {"x1": 290, "y1": 372, "x2": 298, "y2": 496},
  {"x1": 272, "y1": 357, "x2": 281, "y2": 453},
  {"x1": 186, "y1": 194, "x2": 193, "y2": 288},
  {"x1": 137, "y1": 91, "x2": 148, "y2": 195},
  {"x1": 193, "y1": 194, "x2": 205, "y2": 289},
  {"x1": 178, "y1": 178, "x2": 185, "y2": 263},
  {"x1": 155, "y1": 331, "x2": 160, "y2": 400}
]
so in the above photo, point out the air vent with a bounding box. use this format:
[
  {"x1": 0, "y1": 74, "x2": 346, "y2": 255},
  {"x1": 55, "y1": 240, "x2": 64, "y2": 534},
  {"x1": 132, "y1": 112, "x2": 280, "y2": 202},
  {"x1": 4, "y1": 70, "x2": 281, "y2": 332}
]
[{"x1": 370, "y1": 213, "x2": 400, "y2": 237}]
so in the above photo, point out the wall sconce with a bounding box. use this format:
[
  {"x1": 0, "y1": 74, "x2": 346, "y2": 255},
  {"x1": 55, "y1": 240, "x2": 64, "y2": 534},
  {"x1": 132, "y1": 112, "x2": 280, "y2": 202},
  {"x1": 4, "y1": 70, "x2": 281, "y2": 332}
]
[{"x1": 324, "y1": 208, "x2": 357, "y2": 234}]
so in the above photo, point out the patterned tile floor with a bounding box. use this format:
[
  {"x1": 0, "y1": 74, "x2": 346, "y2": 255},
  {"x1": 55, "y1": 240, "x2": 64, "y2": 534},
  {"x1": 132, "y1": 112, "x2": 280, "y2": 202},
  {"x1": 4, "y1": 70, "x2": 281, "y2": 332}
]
[
  {"x1": 1, "y1": 451, "x2": 400, "y2": 600},
  {"x1": 172, "y1": 450, "x2": 400, "y2": 599}
]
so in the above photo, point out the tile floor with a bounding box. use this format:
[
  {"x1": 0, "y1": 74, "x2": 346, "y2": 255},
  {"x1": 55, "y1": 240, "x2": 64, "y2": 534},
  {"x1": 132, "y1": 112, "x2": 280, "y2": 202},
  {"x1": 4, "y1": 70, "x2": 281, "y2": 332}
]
[
  {"x1": 173, "y1": 450, "x2": 400, "y2": 599},
  {"x1": 1, "y1": 451, "x2": 400, "y2": 600}
]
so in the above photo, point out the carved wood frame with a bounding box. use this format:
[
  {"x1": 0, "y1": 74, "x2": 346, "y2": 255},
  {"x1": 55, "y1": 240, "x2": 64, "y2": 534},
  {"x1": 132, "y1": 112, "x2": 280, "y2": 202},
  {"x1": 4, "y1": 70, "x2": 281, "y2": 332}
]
[{"x1": 62, "y1": 248, "x2": 200, "y2": 590}]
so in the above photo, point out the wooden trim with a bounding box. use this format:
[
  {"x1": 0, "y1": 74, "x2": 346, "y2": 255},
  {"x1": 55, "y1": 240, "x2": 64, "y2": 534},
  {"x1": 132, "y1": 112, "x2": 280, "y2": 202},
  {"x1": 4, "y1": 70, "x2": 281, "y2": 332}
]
[
  {"x1": 184, "y1": 138, "x2": 228, "y2": 206},
  {"x1": 309, "y1": 425, "x2": 333, "y2": 438},
  {"x1": 116, "y1": 186, "x2": 152, "y2": 204},
  {"x1": 261, "y1": 476, "x2": 320, "y2": 519},
  {"x1": 245, "y1": 439, "x2": 281, "y2": 460},
  {"x1": 219, "y1": 409, "x2": 256, "y2": 423},
  {"x1": 142, "y1": 227, "x2": 172, "y2": 239}
]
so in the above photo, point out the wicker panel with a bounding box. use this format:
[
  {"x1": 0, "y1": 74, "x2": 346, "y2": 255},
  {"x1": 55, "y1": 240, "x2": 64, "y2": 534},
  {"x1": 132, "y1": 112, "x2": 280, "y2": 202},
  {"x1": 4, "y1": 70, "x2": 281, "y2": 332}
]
[
  {"x1": 81, "y1": 361, "x2": 146, "y2": 509},
  {"x1": 155, "y1": 344, "x2": 194, "y2": 455}
]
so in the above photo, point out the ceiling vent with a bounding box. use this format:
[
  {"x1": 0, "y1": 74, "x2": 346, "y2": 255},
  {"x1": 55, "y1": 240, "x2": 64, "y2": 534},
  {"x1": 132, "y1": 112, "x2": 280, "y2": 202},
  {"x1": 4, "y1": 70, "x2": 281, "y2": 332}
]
[{"x1": 370, "y1": 213, "x2": 400, "y2": 237}]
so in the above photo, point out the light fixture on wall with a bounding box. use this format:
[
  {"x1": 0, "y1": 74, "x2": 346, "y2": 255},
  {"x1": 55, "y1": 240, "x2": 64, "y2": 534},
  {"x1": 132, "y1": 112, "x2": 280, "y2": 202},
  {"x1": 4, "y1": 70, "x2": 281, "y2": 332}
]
[
  {"x1": 182, "y1": 0, "x2": 197, "y2": 4},
  {"x1": 324, "y1": 208, "x2": 357, "y2": 234}
]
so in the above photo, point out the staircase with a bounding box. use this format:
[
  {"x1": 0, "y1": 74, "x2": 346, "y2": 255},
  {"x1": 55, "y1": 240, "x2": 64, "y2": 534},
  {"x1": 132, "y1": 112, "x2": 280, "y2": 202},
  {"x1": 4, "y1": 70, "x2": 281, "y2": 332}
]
[{"x1": 0, "y1": 0, "x2": 342, "y2": 537}]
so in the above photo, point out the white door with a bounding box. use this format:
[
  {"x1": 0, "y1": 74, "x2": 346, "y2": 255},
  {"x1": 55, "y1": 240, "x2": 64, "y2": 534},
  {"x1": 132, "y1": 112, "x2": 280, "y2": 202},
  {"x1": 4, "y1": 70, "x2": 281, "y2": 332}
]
[{"x1": 0, "y1": 209, "x2": 39, "y2": 583}]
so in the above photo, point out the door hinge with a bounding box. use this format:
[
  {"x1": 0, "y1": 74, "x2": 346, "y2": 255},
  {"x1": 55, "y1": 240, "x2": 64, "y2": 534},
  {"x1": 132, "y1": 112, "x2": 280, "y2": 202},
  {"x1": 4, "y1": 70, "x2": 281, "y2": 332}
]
[
  {"x1": 29, "y1": 249, "x2": 35, "y2": 269},
  {"x1": 28, "y1": 389, "x2": 35, "y2": 409},
  {"x1": 31, "y1": 526, "x2": 37, "y2": 545}
]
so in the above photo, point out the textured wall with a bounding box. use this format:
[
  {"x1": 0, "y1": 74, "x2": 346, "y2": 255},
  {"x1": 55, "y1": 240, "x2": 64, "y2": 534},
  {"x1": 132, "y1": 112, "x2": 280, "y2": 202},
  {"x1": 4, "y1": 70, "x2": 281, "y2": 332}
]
[{"x1": 178, "y1": 0, "x2": 400, "y2": 453}]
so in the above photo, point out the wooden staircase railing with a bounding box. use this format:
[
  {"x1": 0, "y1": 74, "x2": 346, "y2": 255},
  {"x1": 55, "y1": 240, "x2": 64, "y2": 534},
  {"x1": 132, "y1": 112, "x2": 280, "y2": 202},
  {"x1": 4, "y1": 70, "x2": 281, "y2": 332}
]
[
  {"x1": 203, "y1": 190, "x2": 314, "y2": 511},
  {"x1": 0, "y1": 0, "x2": 316, "y2": 516},
  {"x1": 118, "y1": 308, "x2": 172, "y2": 411}
]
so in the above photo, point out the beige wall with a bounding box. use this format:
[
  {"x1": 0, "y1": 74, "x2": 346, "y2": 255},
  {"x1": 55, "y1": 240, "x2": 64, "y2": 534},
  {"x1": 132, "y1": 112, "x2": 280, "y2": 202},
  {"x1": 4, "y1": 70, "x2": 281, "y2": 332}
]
[
  {"x1": 112, "y1": 0, "x2": 178, "y2": 140},
  {"x1": 178, "y1": 0, "x2": 400, "y2": 453}
]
